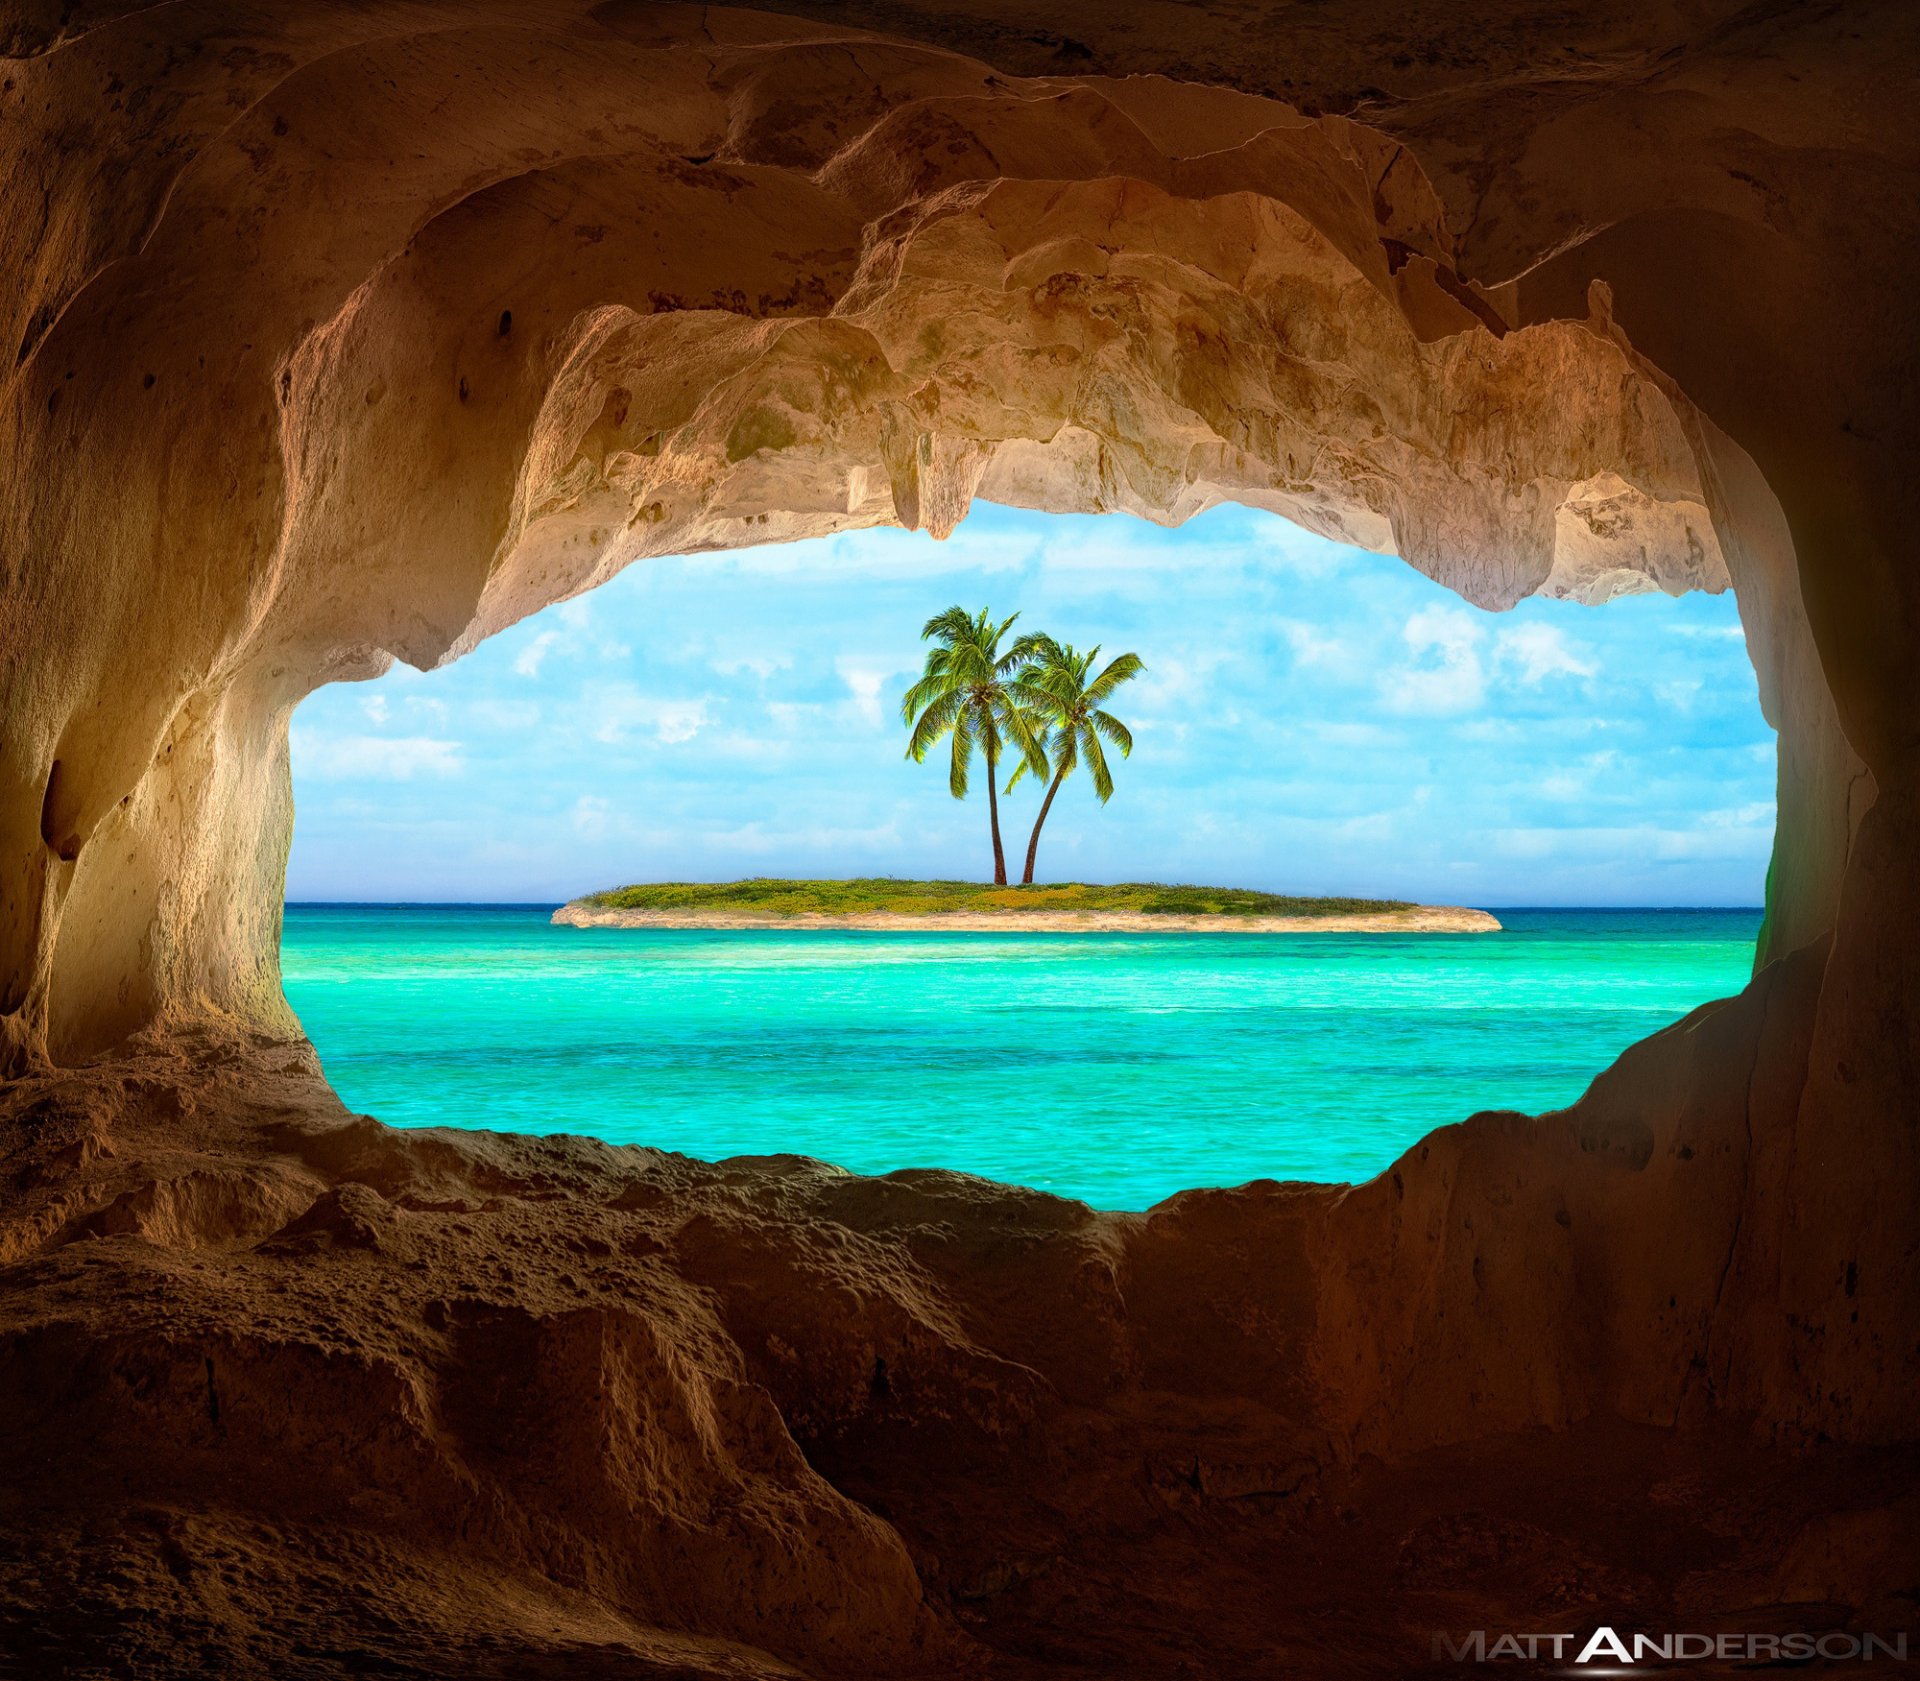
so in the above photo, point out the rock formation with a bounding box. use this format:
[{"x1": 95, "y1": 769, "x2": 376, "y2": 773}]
[{"x1": 2, "y1": 2, "x2": 1916, "y2": 1674}]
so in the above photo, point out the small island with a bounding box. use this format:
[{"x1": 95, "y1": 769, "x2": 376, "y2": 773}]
[{"x1": 552, "y1": 879, "x2": 1502, "y2": 933}]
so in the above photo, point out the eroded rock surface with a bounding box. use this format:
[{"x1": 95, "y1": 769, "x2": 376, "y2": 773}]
[
  {"x1": 2, "y1": 2, "x2": 1879, "y2": 1066},
  {"x1": 3, "y1": 1012, "x2": 1915, "y2": 1678},
  {"x1": 3, "y1": 2, "x2": 1918, "y2": 1674}
]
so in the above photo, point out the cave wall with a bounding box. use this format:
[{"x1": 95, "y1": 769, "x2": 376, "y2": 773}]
[
  {"x1": 0, "y1": 0, "x2": 1870, "y2": 1063},
  {"x1": 1, "y1": 0, "x2": 1915, "y2": 1456}
]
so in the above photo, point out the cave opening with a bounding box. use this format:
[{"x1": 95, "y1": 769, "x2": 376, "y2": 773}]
[
  {"x1": 280, "y1": 501, "x2": 1773, "y2": 1208},
  {"x1": 8, "y1": 8, "x2": 1918, "y2": 1669}
]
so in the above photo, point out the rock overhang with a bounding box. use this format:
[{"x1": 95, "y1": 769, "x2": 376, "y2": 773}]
[
  {"x1": 1, "y1": 5, "x2": 1917, "y2": 1671},
  {"x1": 1, "y1": 4, "x2": 1866, "y2": 1061}
]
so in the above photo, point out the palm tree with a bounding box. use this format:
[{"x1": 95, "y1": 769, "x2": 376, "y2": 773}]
[
  {"x1": 1004, "y1": 636, "x2": 1143, "y2": 885},
  {"x1": 901, "y1": 607, "x2": 1049, "y2": 884}
]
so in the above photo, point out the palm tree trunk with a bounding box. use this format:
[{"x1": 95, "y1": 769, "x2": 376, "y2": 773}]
[
  {"x1": 1021, "y1": 764, "x2": 1068, "y2": 884},
  {"x1": 985, "y1": 740, "x2": 1008, "y2": 885}
]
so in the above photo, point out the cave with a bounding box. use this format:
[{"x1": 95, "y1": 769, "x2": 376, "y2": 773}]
[{"x1": 2, "y1": 4, "x2": 1916, "y2": 1677}]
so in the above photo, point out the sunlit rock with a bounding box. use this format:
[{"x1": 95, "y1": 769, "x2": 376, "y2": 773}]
[{"x1": 2, "y1": 2, "x2": 1915, "y2": 1673}]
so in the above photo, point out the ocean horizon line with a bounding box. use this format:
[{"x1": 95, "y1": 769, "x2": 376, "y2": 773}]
[{"x1": 284, "y1": 899, "x2": 1767, "y2": 913}]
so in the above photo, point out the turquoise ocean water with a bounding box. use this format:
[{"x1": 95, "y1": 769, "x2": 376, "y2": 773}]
[{"x1": 281, "y1": 906, "x2": 1758, "y2": 1210}]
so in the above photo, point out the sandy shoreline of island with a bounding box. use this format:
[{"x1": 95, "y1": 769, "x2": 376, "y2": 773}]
[{"x1": 552, "y1": 902, "x2": 1502, "y2": 934}]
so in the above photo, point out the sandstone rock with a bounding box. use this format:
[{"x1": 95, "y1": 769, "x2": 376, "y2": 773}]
[{"x1": 3, "y1": 2, "x2": 1918, "y2": 1674}]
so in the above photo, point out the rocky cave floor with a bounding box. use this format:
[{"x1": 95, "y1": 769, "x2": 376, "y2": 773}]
[{"x1": 2, "y1": 1035, "x2": 1914, "y2": 1679}]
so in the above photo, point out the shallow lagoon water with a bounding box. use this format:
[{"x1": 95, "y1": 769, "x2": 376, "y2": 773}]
[{"x1": 281, "y1": 905, "x2": 1759, "y2": 1210}]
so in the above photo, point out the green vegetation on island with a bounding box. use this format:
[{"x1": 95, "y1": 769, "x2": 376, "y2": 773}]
[{"x1": 579, "y1": 879, "x2": 1416, "y2": 918}]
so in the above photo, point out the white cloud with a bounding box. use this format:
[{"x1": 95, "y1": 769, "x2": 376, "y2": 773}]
[
  {"x1": 836, "y1": 658, "x2": 899, "y2": 728},
  {"x1": 702, "y1": 730, "x2": 801, "y2": 764},
  {"x1": 1698, "y1": 801, "x2": 1775, "y2": 830},
  {"x1": 1455, "y1": 718, "x2": 1524, "y2": 743},
  {"x1": 534, "y1": 595, "x2": 628, "y2": 662},
  {"x1": 649, "y1": 701, "x2": 709, "y2": 745},
  {"x1": 590, "y1": 686, "x2": 712, "y2": 745},
  {"x1": 1277, "y1": 620, "x2": 1351, "y2": 672},
  {"x1": 1030, "y1": 527, "x2": 1177, "y2": 574},
  {"x1": 361, "y1": 694, "x2": 389, "y2": 725},
  {"x1": 467, "y1": 698, "x2": 542, "y2": 730},
  {"x1": 764, "y1": 700, "x2": 826, "y2": 731},
  {"x1": 1131, "y1": 648, "x2": 1236, "y2": 714},
  {"x1": 514, "y1": 630, "x2": 562, "y2": 677},
  {"x1": 696, "y1": 816, "x2": 906, "y2": 856},
  {"x1": 1314, "y1": 722, "x2": 1396, "y2": 748},
  {"x1": 1248, "y1": 519, "x2": 1352, "y2": 579},
  {"x1": 1407, "y1": 604, "x2": 1482, "y2": 660},
  {"x1": 1496, "y1": 622, "x2": 1597, "y2": 686},
  {"x1": 1333, "y1": 809, "x2": 1401, "y2": 841},
  {"x1": 1382, "y1": 605, "x2": 1486, "y2": 715},
  {"x1": 1537, "y1": 751, "x2": 1620, "y2": 803},
  {"x1": 571, "y1": 795, "x2": 610, "y2": 838},
  {"x1": 1490, "y1": 827, "x2": 1557, "y2": 860},
  {"x1": 712, "y1": 653, "x2": 789, "y2": 680},
  {"x1": 1489, "y1": 818, "x2": 1774, "y2": 863},
  {"x1": 293, "y1": 731, "x2": 462, "y2": 780}
]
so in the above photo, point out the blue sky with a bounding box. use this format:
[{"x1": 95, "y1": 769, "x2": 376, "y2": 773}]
[{"x1": 286, "y1": 503, "x2": 1774, "y2": 906}]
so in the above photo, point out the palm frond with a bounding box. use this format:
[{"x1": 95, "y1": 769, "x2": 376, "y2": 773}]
[
  {"x1": 1082, "y1": 651, "x2": 1144, "y2": 706},
  {"x1": 997, "y1": 697, "x2": 1051, "y2": 778},
  {"x1": 948, "y1": 711, "x2": 975, "y2": 798},
  {"x1": 1090, "y1": 709, "x2": 1133, "y2": 757},
  {"x1": 1052, "y1": 725, "x2": 1081, "y2": 779},
  {"x1": 905, "y1": 689, "x2": 964, "y2": 761},
  {"x1": 1007, "y1": 629, "x2": 1058, "y2": 665},
  {"x1": 1003, "y1": 626, "x2": 1057, "y2": 675},
  {"x1": 899, "y1": 668, "x2": 952, "y2": 724},
  {"x1": 919, "y1": 604, "x2": 977, "y2": 645},
  {"x1": 1004, "y1": 678, "x2": 1062, "y2": 716},
  {"x1": 1081, "y1": 723, "x2": 1114, "y2": 802}
]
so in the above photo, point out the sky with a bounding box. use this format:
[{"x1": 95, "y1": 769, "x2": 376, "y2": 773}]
[{"x1": 285, "y1": 502, "x2": 1775, "y2": 907}]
